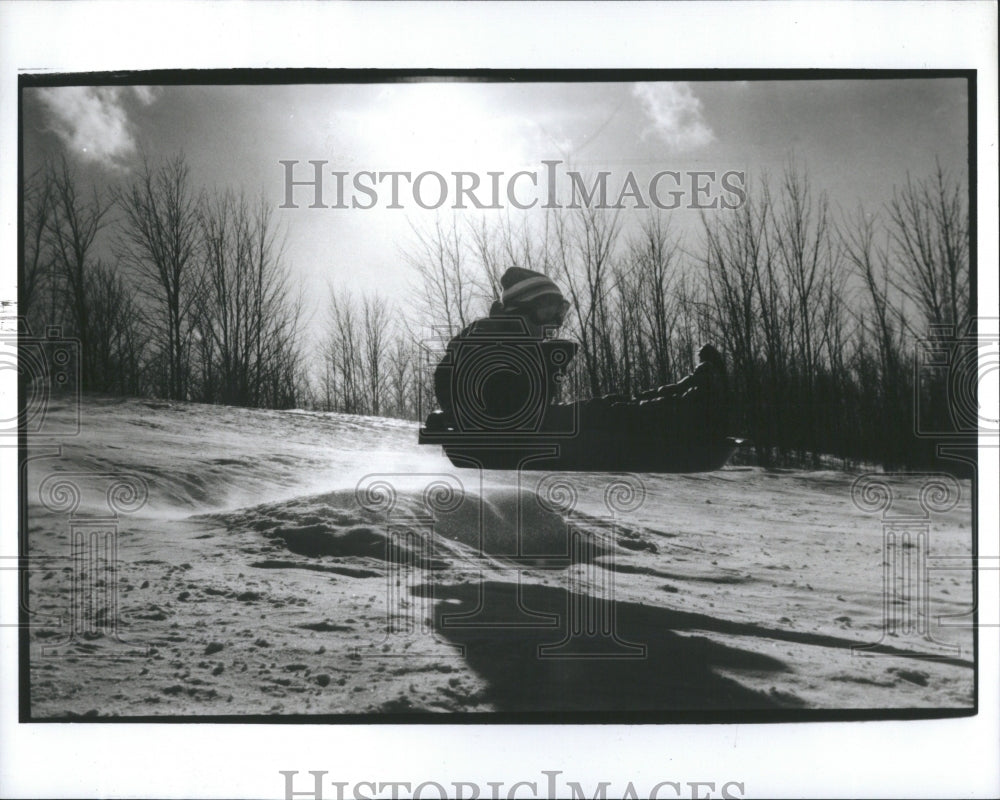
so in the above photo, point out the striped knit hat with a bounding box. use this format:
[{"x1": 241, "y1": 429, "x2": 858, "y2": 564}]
[{"x1": 500, "y1": 267, "x2": 565, "y2": 309}]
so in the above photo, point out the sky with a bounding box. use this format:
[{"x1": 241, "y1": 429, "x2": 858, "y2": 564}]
[{"x1": 21, "y1": 77, "x2": 969, "y2": 337}]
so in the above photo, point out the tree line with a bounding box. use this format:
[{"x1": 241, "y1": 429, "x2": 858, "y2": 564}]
[
  {"x1": 23, "y1": 154, "x2": 971, "y2": 471},
  {"x1": 366, "y1": 161, "x2": 971, "y2": 470},
  {"x1": 22, "y1": 154, "x2": 309, "y2": 408}
]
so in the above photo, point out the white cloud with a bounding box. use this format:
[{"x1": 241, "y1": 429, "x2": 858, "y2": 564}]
[
  {"x1": 632, "y1": 82, "x2": 715, "y2": 151},
  {"x1": 35, "y1": 86, "x2": 159, "y2": 167},
  {"x1": 130, "y1": 85, "x2": 160, "y2": 107}
]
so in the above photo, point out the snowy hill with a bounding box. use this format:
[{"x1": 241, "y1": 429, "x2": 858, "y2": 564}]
[{"x1": 24, "y1": 396, "x2": 974, "y2": 718}]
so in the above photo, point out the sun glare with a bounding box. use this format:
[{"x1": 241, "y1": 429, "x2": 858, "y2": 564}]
[{"x1": 348, "y1": 83, "x2": 536, "y2": 172}]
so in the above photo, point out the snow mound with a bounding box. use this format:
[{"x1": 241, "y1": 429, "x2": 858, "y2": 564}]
[{"x1": 201, "y1": 485, "x2": 618, "y2": 568}]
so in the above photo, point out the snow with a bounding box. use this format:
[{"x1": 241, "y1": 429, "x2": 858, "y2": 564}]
[{"x1": 24, "y1": 396, "x2": 974, "y2": 717}]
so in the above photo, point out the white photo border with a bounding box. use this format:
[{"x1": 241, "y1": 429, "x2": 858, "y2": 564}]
[{"x1": 1, "y1": 2, "x2": 997, "y2": 798}]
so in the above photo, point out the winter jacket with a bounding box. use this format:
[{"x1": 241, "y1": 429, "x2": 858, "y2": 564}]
[
  {"x1": 434, "y1": 311, "x2": 576, "y2": 432},
  {"x1": 673, "y1": 360, "x2": 729, "y2": 435}
]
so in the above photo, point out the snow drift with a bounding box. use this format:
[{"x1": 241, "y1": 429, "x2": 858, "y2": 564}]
[{"x1": 23, "y1": 397, "x2": 975, "y2": 717}]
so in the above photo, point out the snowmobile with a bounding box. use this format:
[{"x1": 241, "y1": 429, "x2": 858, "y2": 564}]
[{"x1": 418, "y1": 409, "x2": 742, "y2": 472}]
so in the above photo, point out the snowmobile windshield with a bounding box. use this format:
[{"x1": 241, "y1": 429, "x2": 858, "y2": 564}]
[{"x1": 527, "y1": 297, "x2": 570, "y2": 327}]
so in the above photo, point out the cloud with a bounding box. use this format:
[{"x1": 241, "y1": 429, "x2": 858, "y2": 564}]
[
  {"x1": 632, "y1": 82, "x2": 715, "y2": 151},
  {"x1": 34, "y1": 86, "x2": 159, "y2": 168}
]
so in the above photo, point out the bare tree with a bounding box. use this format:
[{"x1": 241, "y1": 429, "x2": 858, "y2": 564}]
[
  {"x1": 815, "y1": 256, "x2": 852, "y2": 464},
  {"x1": 629, "y1": 213, "x2": 685, "y2": 388},
  {"x1": 841, "y1": 206, "x2": 910, "y2": 467},
  {"x1": 21, "y1": 166, "x2": 55, "y2": 328},
  {"x1": 114, "y1": 154, "x2": 203, "y2": 400},
  {"x1": 467, "y1": 212, "x2": 557, "y2": 302},
  {"x1": 253, "y1": 276, "x2": 307, "y2": 410},
  {"x1": 552, "y1": 205, "x2": 623, "y2": 399},
  {"x1": 404, "y1": 217, "x2": 475, "y2": 335},
  {"x1": 86, "y1": 261, "x2": 145, "y2": 395},
  {"x1": 385, "y1": 328, "x2": 416, "y2": 419},
  {"x1": 194, "y1": 188, "x2": 304, "y2": 407},
  {"x1": 773, "y1": 164, "x2": 838, "y2": 460},
  {"x1": 887, "y1": 163, "x2": 970, "y2": 334},
  {"x1": 47, "y1": 157, "x2": 113, "y2": 390},
  {"x1": 362, "y1": 293, "x2": 390, "y2": 416},
  {"x1": 324, "y1": 286, "x2": 363, "y2": 414},
  {"x1": 701, "y1": 183, "x2": 770, "y2": 459}
]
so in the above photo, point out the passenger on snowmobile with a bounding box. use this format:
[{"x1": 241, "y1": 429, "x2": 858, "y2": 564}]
[{"x1": 637, "y1": 344, "x2": 729, "y2": 439}]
